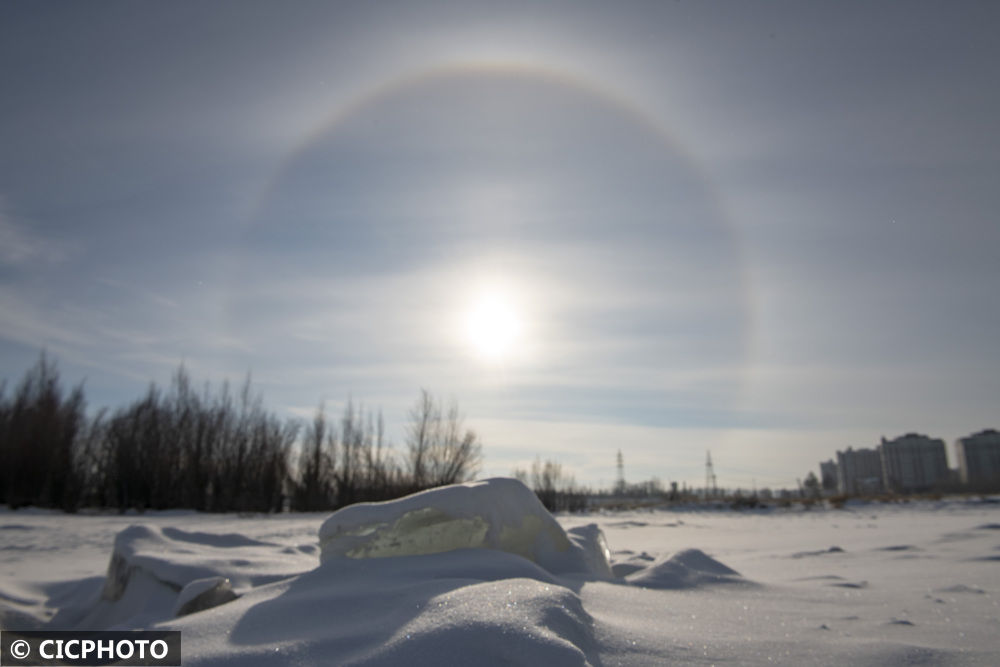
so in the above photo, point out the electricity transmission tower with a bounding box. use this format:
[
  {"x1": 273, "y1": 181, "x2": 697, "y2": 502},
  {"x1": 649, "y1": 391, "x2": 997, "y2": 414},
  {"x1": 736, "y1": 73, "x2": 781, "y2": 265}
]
[
  {"x1": 705, "y1": 450, "x2": 718, "y2": 498},
  {"x1": 615, "y1": 449, "x2": 625, "y2": 495}
]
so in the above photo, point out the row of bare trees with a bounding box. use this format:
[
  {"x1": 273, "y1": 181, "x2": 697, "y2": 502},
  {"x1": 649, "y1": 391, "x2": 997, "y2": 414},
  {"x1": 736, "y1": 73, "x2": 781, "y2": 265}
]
[
  {"x1": 290, "y1": 390, "x2": 483, "y2": 510},
  {"x1": 0, "y1": 355, "x2": 482, "y2": 513},
  {"x1": 0, "y1": 355, "x2": 86, "y2": 511}
]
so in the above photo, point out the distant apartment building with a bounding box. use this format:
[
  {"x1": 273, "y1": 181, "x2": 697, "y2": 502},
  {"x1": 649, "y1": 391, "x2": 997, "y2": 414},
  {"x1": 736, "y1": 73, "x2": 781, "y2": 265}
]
[
  {"x1": 819, "y1": 459, "x2": 839, "y2": 493},
  {"x1": 836, "y1": 448, "x2": 884, "y2": 496},
  {"x1": 956, "y1": 429, "x2": 1000, "y2": 487},
  {"x1": 880, "y1": 433, "x2": 948, "y2": 494}
]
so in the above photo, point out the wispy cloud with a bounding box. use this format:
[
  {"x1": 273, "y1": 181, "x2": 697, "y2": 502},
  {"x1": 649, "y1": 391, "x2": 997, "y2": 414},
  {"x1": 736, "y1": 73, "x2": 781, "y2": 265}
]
[
  {"x1": 0, "y1": 200, "x2": 68, "y2": 266},
  {"x1": 0, "y1": 288, "x2": 94, "y2": 353},
  {"x1": 95, "y1": 277, "x2": 179, "y2": 311}
]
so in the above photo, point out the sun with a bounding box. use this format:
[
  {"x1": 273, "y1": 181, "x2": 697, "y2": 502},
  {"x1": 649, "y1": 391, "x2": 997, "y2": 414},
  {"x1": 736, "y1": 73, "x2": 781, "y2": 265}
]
[{"x1": 463, "y1": 289, "x2": 524, "y2": 363}]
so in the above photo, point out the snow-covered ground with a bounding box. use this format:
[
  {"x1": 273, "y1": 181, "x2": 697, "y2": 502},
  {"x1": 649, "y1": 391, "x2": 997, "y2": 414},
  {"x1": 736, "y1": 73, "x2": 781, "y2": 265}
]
[{"x1": 2, "y1": 480, "x2": 999, "y2": 665}]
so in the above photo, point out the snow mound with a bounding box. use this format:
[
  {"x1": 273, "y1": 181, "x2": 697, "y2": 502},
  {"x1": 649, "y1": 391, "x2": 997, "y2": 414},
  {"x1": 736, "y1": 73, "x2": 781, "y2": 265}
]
[
  {"x1": 625, "y1": 549, "x2": 748, "y2": 590},
  {"x1": 53, "y1": 523, "x2": 315, "y2": 630},
  {"x1": 319, "y1": 478, "x2": 613, "y2": 578},
  {"x1": 101, "y1": 524, "x2": 308, "y2": 599},
  {"x1": 169, "y1": 548, "x2": 602, "y2": 666}
]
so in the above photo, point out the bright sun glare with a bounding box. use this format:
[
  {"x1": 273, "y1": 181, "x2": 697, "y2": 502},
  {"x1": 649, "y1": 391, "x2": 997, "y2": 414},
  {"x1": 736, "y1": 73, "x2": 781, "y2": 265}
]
[{"x1": 463, "y1": 290, "x2": 523, "y2": 363}]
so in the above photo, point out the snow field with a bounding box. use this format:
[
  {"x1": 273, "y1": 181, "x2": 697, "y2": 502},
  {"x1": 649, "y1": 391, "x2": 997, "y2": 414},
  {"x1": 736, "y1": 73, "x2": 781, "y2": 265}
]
[{"x1": 1, "y1": 482, "x2": 999, "y2": 665}]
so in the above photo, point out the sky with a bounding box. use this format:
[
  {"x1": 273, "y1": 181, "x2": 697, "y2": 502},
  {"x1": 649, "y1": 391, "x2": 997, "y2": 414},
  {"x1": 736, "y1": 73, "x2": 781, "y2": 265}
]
[{"x1": 2, "y1": 1, "x2": 998, "y2": 490}]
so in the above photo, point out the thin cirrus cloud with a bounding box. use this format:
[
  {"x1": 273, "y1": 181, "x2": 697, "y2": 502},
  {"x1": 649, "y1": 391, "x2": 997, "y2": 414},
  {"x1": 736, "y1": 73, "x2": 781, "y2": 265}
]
[
  {"x1": 0, "y1": 207, "x2": 70, "y2": 267},
  {"x1": 0, "y1": 1, "x2": 998, "y2": 487}
]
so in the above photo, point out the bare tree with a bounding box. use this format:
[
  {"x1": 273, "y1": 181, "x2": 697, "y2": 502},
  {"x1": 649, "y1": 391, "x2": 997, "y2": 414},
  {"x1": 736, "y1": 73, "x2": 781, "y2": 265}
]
[
  {"x1": 343, "y1": 403, "x2": 400, "y2": 504},
  {"x1": 512, "y1": 457, "x2": 587, "y2": 513},
  {"x1": 405, "y1": 390, "x2": 482, "y2": 490},
  {"x1": 292, "y1": 403, "x2": 336, "y2": 511},
  {"x1": 406, "y1": 390, "x2": 434, "y2": 488},
  {"x1": 362, "y1": 409, "x2": 398, "y2": 499}
]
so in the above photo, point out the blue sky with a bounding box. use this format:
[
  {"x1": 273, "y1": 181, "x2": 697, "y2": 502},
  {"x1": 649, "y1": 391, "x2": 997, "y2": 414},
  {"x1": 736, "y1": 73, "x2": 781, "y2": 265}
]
[{"x1": 2, "y1": 1, "x2": 998, "y2": 489}]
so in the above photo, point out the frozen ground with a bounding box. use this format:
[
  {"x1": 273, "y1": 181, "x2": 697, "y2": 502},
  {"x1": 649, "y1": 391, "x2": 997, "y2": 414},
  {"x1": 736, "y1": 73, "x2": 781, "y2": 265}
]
[{"x1": 2, "y1": 481, "x2": 999, "y2": 665}]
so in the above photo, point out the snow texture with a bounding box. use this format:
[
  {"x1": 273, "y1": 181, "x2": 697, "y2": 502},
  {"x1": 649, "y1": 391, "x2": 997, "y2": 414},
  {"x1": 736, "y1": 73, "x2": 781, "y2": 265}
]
[{"x1": 2, "y1": 484, "x2": 1000, "y2": 665}]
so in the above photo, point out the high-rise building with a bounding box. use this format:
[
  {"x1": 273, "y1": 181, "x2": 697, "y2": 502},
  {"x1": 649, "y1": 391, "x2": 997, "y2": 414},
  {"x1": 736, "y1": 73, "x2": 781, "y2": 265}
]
[
  {"x1": 836, "y1": 448, "x2": 884, "y2": 496},
  {"x1": 956, "y1": 429, "x2": 1000, "y2": 487},
  {"x1": 819, "y1": 459, "x2": 839, "y2": 493},
  {"x1": 880, "y1": 433, "x2": 948, "y2": 494}
]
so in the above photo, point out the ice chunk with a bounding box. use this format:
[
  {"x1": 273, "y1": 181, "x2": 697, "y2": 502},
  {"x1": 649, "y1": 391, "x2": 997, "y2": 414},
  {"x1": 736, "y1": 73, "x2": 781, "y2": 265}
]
[
  {"x1": 101, "y1": 526, "x2": 185, "y2": 601},
  {"x1": 338, "y1": 507, "x2": 491, "y2": 559},
  {"x1": 174, "y1": 577, "x2": 238, "y2": 617},
  {"x1": 319, "y1": 477, "x2": 613, "y2": 577},
  {"x1": 566, "y1": 523, "x2": 614, "y2": 579}
]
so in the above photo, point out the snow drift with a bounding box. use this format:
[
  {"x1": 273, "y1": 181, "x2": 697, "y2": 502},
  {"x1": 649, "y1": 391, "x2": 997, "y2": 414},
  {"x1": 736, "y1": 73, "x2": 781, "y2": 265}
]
[
  {"x1": 50, "y1": 523, "x2": 316, "y2": 630},
  {"x1": 624, "y1": 548, "x2": 749, "y2": 589}
]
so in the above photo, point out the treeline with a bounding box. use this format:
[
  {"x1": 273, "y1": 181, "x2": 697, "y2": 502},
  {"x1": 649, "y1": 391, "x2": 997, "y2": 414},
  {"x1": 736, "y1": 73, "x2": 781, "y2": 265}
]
[{"x1": 0, "y1": 354, "x2": 481, "y2": 513}]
